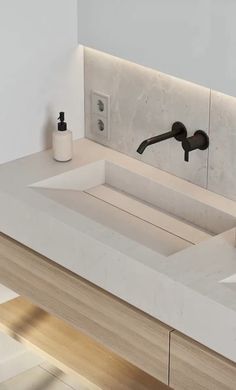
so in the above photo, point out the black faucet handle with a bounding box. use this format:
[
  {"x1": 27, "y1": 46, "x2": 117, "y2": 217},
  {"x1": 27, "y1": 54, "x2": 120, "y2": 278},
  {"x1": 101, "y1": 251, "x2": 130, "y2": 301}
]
[
  {"x1": 182, "y1": 130, "x2": 209, "y2": 162},
  {"x1": 184, "y1": 150, "x2": 189, "y2": 162},
  {"x1": 172, "y1": 121, "x2": 187, "y2": 141}
]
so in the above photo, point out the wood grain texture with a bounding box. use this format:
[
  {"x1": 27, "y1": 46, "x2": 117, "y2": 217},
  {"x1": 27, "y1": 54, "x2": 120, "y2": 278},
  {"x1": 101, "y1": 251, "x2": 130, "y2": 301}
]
[
  {"x1": 170, "y1": 331, "x2": 236, "y2": 390},
  {"x1": 0, "y1": 297, "x2": 170, "y2": 390},
  {"x1": 0, "y1": 233, "x2": 172, "y2": 384}
]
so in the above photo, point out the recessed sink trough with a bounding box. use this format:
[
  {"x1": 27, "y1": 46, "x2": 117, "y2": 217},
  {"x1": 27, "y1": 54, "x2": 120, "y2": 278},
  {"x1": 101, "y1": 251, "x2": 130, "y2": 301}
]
[{"x1": 31, "y1": 160, "x2": 236, "y2": 257}]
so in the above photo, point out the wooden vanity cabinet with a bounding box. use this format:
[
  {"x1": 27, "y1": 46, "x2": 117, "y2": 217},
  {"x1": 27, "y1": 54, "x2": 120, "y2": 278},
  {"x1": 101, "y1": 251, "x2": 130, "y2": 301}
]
[
  {"x1": 170, "y1": 331, "x2": 236, "y2": 390},
  {"x1": 1, "y1": 233, "x2": 236, "y2": 389},
  {"x1": 0, "y1": 297, "x2": 170, "y2": 390},
  {"x1": 0, "y1": 233, "x2": 172, "y2": 387}
]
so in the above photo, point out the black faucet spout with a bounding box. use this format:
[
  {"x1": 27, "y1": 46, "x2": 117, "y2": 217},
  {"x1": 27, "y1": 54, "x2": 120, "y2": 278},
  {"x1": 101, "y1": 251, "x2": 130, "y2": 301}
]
[
  {"x1": 137, "y1": 122, "x2": 187, "y2": 155},
  {"x1": 137, "y1": 131, "x2": 174, "y2": 154}
]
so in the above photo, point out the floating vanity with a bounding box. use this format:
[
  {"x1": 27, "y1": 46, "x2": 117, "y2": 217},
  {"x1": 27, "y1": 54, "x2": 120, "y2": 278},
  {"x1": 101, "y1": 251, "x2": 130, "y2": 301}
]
[{"x1": 0, "y1": 139, "x2": 236, "y2": 388}]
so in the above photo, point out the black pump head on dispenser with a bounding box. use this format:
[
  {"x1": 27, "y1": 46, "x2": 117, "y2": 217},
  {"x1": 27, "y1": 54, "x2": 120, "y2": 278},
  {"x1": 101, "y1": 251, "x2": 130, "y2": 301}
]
[{"x1": 58, "y1": 112, "x2": 67, "y2": 131}]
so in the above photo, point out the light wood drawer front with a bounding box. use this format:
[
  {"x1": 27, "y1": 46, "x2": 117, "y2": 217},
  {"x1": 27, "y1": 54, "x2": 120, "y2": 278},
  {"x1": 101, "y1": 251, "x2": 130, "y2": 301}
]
[
  {"x1": 170, "y1": 331, "x2": 236, "y2": 390},
  {"x1": 0, "y1": 233, "x2": 172, "y2": 384},
  {"x1": 0, "y1": 297, "x2": 170, "y2": 390}
]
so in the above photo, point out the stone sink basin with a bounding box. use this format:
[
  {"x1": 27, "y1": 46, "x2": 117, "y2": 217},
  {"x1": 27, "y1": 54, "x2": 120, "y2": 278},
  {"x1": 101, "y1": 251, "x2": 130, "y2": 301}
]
[{"x1": 31, "y1": 159, "x2": 235, "y2": 257}]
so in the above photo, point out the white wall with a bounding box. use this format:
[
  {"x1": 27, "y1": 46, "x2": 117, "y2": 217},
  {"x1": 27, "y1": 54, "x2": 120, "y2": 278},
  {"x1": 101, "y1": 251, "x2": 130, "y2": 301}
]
[
  {"x1": 0, "y1": 0, "x2": 84, "y2": 165},
  {"x1": 0, "y1": 0, "x2": 84, "y2": 378},
  {"x1": 77, "y1": 0, "x2": 236, "y2": 97}
]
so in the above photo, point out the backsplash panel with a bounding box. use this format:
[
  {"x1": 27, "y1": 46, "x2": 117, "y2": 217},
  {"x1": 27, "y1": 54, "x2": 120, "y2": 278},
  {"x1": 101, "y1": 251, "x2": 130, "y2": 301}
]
[
  {"x1": 208, "y1": 91, "x2": 236, "y2": 201},
  {"x1": 84, "y1": 47, "x2": 236, "y2": 201}
]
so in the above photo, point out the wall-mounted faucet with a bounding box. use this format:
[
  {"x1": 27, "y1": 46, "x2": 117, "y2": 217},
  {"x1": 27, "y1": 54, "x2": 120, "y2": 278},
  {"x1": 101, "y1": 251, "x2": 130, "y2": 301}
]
[
  {"x1": 137, "y1": 122, "x2": 187, "y2": 154},
  {"x1": 182, "y1": 130, "x2": 209, "y2": 162}
]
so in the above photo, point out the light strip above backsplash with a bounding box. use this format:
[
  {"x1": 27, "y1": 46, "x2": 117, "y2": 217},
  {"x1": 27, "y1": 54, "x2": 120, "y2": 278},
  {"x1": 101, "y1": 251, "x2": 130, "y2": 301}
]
[{"x1": 84, "y1": 46, "x2": 236, "y2": 202}]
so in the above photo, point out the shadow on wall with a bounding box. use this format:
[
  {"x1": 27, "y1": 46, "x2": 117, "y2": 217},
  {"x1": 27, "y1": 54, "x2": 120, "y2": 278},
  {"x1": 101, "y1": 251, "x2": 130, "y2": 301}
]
[{"x1": 43, "y1": 107, "x2": 55, "y2": 149}]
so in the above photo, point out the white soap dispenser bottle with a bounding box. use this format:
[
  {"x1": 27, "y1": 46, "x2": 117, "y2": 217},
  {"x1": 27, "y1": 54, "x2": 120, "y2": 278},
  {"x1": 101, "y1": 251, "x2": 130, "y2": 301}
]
[{"x1": 53, "y1": 112, "x2": 73, "y2": 162}]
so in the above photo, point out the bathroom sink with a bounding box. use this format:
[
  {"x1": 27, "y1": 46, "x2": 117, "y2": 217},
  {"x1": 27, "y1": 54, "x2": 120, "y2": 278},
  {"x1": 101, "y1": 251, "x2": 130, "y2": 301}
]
[{"x1": 31, "y1": 160, "x2": 235, "y2": 257}]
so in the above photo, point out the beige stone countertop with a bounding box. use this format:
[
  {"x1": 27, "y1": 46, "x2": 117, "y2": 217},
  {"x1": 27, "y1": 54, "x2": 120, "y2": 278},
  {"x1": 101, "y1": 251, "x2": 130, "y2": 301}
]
[{"x1": 0, "y1": 138, "x2": 236, "y2": 362}]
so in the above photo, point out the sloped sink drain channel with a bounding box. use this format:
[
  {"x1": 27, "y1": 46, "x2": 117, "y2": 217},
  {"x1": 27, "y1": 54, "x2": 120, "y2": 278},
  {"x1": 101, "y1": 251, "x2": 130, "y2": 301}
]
[{"x1": 31, "y1": 160, "x2": 236, "y2": 257}]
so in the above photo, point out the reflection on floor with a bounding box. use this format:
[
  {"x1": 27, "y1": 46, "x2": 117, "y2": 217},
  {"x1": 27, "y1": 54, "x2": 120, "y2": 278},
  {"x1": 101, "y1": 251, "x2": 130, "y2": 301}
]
[{"x1": 0, "y1": 363, "x2": 97, "y2": 390}]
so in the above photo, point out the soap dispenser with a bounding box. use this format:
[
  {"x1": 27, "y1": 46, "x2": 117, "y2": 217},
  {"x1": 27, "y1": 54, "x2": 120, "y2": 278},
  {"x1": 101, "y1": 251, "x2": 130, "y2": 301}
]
[{"x1": 53, "y1": 112, "x2": 73, "y2": 162}]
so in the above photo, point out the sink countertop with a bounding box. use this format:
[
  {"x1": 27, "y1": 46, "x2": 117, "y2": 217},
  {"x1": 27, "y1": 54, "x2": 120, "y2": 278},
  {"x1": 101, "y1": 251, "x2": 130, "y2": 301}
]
[{"x1": 0, "y1": 138, "x2": 236, "y2": 362}]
